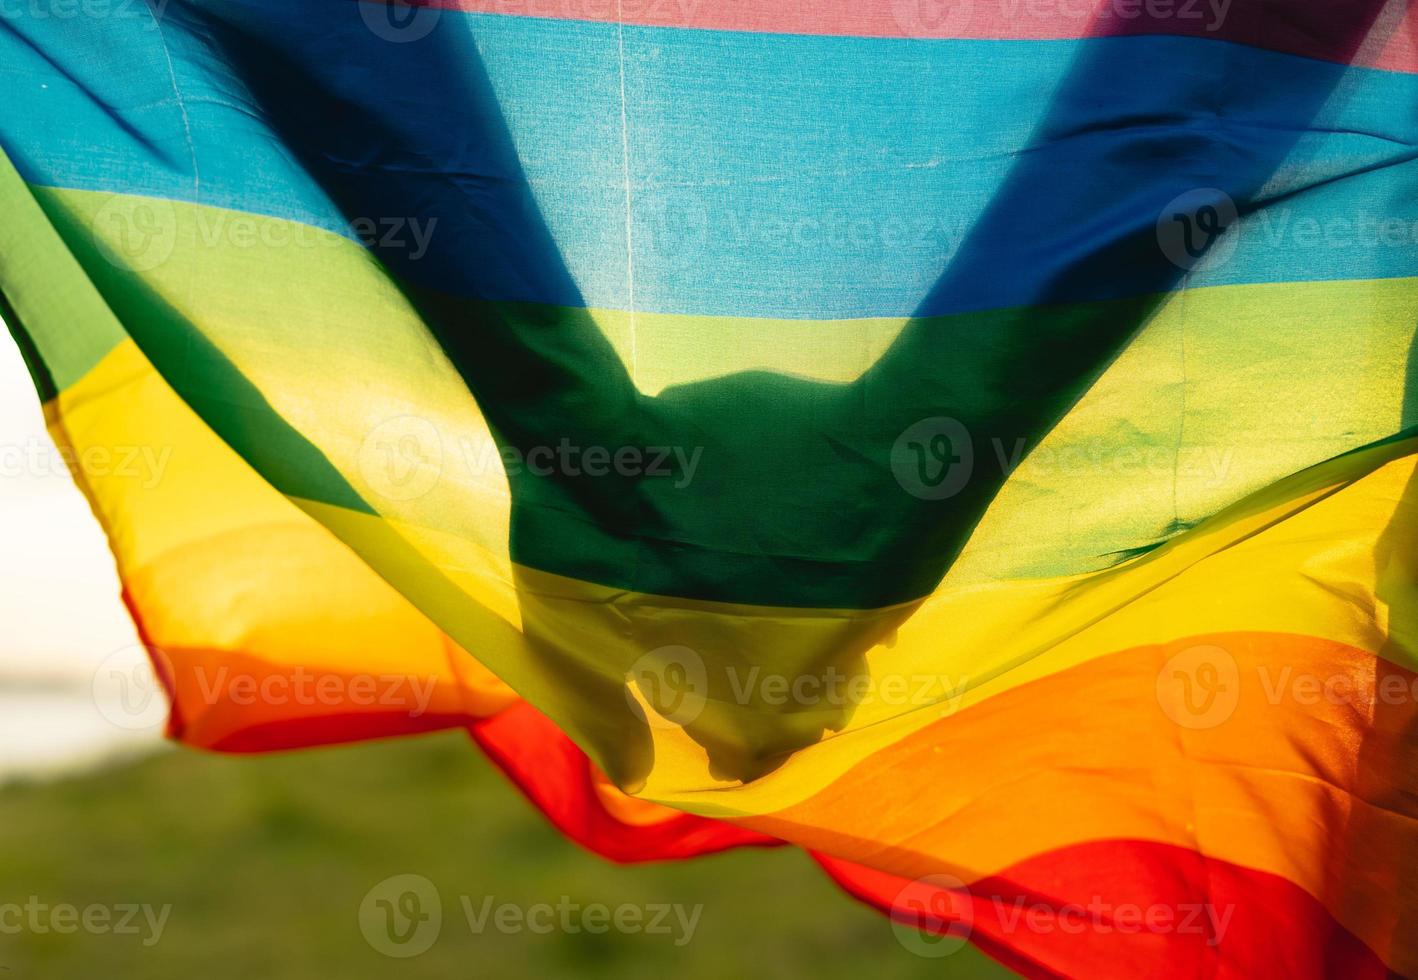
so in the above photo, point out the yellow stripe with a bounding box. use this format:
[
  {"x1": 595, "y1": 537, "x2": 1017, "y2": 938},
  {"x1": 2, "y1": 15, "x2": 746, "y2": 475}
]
[
  {"x1": 48, "y1": 339, "x2": 514, "y2": 747},
  {"x1": 301, "y1": 436, "x2": 1418, "y2": 813},
  {"x1": 50, "y1": 334, "x2": 1418, "y2": 818}
]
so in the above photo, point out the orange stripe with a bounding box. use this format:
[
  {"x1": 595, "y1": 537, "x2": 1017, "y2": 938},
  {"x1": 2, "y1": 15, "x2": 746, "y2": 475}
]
[{"x1": 744, "y1": 631, "x2": 1418, "y2": 975}]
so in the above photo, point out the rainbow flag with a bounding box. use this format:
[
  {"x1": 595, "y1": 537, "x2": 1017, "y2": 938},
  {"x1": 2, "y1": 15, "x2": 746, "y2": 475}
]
[{"x1": 4, "y1": 0, "x2": 1418, "y2": 974}]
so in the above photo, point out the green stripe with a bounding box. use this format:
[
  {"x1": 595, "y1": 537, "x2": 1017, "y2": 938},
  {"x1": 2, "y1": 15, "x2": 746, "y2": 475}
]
[
  {"x1": 26, "y1": 186, "x2": 1418, "y2": 608},
  {"x1": 0, "y1": 151, "x2": 127, "y2": 397},
  {"x1": 33, "y1": 185, "x2": 372, "y2": 515}
]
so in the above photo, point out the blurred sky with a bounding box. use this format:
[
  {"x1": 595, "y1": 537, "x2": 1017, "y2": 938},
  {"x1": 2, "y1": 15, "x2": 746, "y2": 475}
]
[{"x1": 0, "y1": 324, "x2": 161, "y2": 776}]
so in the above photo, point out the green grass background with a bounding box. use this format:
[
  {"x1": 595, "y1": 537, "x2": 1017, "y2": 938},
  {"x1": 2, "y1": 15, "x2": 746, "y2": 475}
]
[{"x1": 0, "y1": 732, "x2": 1015, "y2": 979}]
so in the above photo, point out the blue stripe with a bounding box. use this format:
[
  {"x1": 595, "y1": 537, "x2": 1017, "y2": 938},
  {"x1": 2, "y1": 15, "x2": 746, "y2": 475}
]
[{"x1": 2, "y1": 0, "x2": 1417, "y2": 319}]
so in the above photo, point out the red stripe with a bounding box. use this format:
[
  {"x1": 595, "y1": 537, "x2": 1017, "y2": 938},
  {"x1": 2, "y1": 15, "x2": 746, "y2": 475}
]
[
  {"x1": 469, "y1": 700, "x2": 780, "y2": 862},
  {"x1": 381, "y1": 0, "x2": 1418, "y2": 73},
  {"x1": 815, "y1": 840, "x2": 1390, "y2": 979}
]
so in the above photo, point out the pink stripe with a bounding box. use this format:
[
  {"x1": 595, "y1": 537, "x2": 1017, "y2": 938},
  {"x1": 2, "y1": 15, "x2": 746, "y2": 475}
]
[{"x1": 390, "y1": 0, "x2": 1418, "y2": 73}]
